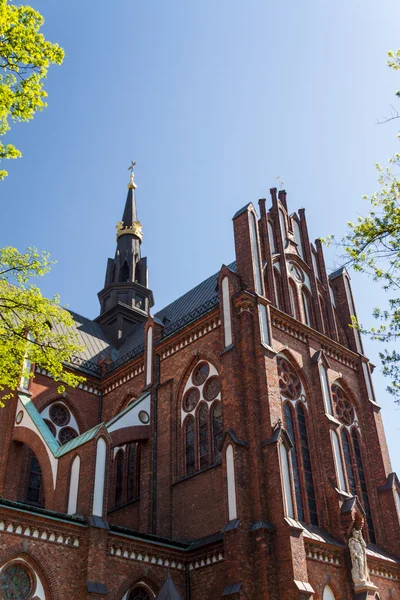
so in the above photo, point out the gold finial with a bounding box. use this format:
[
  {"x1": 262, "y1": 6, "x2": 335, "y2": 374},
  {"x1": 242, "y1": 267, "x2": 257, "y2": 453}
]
[{"x1": 128, "y1": 160, "x2": 137, "y2": 189}]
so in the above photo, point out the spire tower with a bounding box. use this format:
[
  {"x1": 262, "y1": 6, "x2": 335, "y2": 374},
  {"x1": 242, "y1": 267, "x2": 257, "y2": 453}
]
[{"x1": 96, "y1": 163, "x2": 154, "y2": 346}]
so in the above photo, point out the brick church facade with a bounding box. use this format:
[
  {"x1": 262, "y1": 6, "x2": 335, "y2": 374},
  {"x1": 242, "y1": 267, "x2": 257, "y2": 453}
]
[{"x1": 0, "y1": 170, "x2": 399, "y2": 600}]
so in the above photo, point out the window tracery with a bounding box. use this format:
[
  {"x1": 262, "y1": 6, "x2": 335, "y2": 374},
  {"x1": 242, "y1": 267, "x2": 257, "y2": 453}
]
[
  {"x1": 112, "y1": 443, "x2": 140, "y2": 508},
  {"x1": 330, "y1": 381, "x2": 375, "y2": 542},
  {"x1": 40, "y1": 400, "x2": 79, "y2": 445},
  {"x1": 278, "y1": 355, "x2": 318, "y2": 525},
  {"x1": 0, "y1": 563, "x2": 32, "y2": 600},
  {"x1": 128, "y1": 588, "x2": 151, "y2": 600},
  {"x1": 181, "y1": 361, "x2": 223, "y2": 475}
]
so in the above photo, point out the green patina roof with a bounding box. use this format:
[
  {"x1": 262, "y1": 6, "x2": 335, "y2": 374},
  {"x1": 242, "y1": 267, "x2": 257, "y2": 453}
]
[
  {"x1": 56, "y1": 423, "x2": 104, "y2": 457},
  {"x1": 19, "y1": 393, "x2": 60, "y2": 456}
]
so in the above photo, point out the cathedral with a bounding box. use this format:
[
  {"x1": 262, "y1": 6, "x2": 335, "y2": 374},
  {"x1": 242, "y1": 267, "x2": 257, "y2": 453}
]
[{"x1": 0, "y1": 168, "x2": 399, "y2": 600}]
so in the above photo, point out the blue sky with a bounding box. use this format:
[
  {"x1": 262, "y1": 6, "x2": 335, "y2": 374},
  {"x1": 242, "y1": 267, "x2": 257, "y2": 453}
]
[{"x1": 1, "y1": 0, "x2": 399, "y2": 471}]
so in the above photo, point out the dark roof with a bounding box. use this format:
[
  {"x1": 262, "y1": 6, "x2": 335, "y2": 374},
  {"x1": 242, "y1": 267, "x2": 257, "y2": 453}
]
[
  {"x1": 155, "y1": 262, "x2": 236, "y2": 338},
  {"x1": 329, "y1": 266, "x2": 347, "y2": 280},
  {"x1": 67, "y1": 262, "x2": 236, "y2": 375},
  {"x1": 155, "y1": 572, "x2": 184, "y2": 600}
]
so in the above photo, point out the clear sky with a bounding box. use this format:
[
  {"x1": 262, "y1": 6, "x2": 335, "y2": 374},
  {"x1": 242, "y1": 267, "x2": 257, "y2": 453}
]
[{"x1": 1, "y1": 0, "x2": 399, "y2": 471}]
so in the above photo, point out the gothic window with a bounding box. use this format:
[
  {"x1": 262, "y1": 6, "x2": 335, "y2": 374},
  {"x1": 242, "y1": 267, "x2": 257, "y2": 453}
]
[
  {"x1": 278, "y1": 356, "x2": 318, "y2": 525},
  {"x1": 128, "y1": 588, "x2": 151, "y2": 600},
  {"x1": 127, "y1": 443, "x2": 139, "y2": 502},
  {"x1": 341, "y1": 429, "x2": 357, "y2": 496},
  {"x1": 284, "y1": 404, "x2": 304, "y2": 521},
  {"x1": 277, "y1": 356, "x2": 302, "y2": 400},
  {"x1": 268, "y1": 220, "x2": 276, "y2": 254},
  {"x1": 322, "y1": 585, "x2": 336, "y2": 600},
  {"x1": 297, "y1": 403, "x2": 318, "y2": 525},
  {"x1": 273, "y1": 266, "x2": 283, "y2": 310},
  {"x1": 212, "y1": 403, "x2": 223, "y2": 463},
  {"x1": 198, "y1": 404, "x2": 209, "y2": 470},
  {"x1": 352, "y1": 429, "x2": 375, "y2": 542},
  {"x1": 301, "y1": 288, "x2": 312, "y2": 327},
  {"x1": 331, "y1": 381, "x2": 375, "y2": 542},
  {"x1": 288, "y1": 279, "x2": 299, "y2": 320},
  {"x1": 185, "y1": 417, "x2": 195, "y2": 476},
  {"x1": 40, "y1": 400, "x2": 79, "y2": 445},
  {"x1": 115, "y1": 451, "x2": 124, "y2": 507},
  {"x1": 120, "y1": 260, "x2": 130, "y2": 282},
  {"x1": 26, "y1": 452, "x2": 44, "y2": 507},
  {"x1": 0, "y1": 563, "x2": 33, "y2": 600},
  {"x1": 182, "y1": 361, "x2": 223, "y2": 476},
  {"x1": 113, "y1": 443, "x2": 140, "y2": 508}
]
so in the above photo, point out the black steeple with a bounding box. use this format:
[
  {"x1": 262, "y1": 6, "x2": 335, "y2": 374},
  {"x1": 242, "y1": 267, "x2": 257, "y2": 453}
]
[{"x1": 96, "y1": 164, "x2": 154, "y2": 347}]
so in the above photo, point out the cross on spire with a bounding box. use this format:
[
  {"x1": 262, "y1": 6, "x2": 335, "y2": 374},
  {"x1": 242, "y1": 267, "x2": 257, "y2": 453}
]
[{"x1": 128, "y1": 160, "x2": 137, "y2": 189}]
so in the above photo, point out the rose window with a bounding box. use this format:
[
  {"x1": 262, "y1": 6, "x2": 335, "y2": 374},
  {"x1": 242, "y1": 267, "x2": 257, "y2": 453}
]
[
  {"x1": 40, "y1": 400, "x2": 79, "y2": 445},
  {"x1": 277, "y1": 356, "x2": 302, "y2": 400},
  {"x1": 0, "y1": 564, "x2": 33, "y2": 600},
  {"x1": 332, "y1": 384, "x2": 355, "y2": 426},
  {"x1": 58, "y1": 427, "x2": 78, "y2": 444},
  {"x1": 49, "y1": 403, "x2": 69, "y2": 426}
]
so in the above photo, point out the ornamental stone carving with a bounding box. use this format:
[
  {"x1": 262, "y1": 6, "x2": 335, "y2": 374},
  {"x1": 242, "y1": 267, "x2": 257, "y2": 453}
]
[{"x1": 348, "y1": 528, "x2": 377, "y2": 593}]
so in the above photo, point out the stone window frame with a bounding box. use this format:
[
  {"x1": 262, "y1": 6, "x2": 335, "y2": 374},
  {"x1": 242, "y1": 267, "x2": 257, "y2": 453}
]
[
  {"x1": 181, "y1": 360, "x2": 223, "y2": 478},
  {"x1": 278, "y1": 354, "x2": 319, "y2": 526}
]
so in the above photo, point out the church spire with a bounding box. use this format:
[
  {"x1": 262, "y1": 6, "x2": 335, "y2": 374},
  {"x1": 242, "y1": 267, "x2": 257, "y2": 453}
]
[{"x1": 96, "y1": 163, "x2": 154, "y2": 347}]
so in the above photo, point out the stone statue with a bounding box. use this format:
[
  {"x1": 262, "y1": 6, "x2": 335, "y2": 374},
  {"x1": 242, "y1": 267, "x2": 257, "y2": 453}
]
[
  {"x1": 348, "y1": 527, "x2": 377, "y2": 592},
  {"x1": 348, "y1": 528, "x2": 368, "y2": 584}
]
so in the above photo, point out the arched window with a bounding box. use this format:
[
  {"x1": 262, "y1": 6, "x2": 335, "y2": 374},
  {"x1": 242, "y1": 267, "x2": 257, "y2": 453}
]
[
  {"x1": 0, "y1": 560, "x2": 46, "y2": 600},
  {"x1": 182, "y1": 361, "x2": 222, "y2": 476},
  {"x1": 212, "y1": 403, "x2": 223, "y2": 463},
  {"x1": 284, "y1": 404, "x2": 304, "y2": 521},
  {"x1": 273, "y1": 267, "x2": 283, "y2": 310},
  {"x1": 331, "y1": 429, "x2": 346, "y2": 492},
  {"x1": 293, "y1": 218, "x2": 304, "y2": 259},
  {"x1": 341, "y1": 429, "x2": 357, "y2": 496},
  {"x1": 120, "y1": 260, "x2": 130, "y2": 282},
  {"x1": 115, "y1": 451, "x2": 124, "y2": 507},
  {"x1": 268, "y1": 220, "x2": 276, "y2": 254},
  {"x1": 278, "y1": 356, "x2": 318, "y2": 525},
  {"x1": 128, "y1": 587, "x2": 151, "y2": 600},
  {"x1": 352, "y1": 429, "x2": 375, "y2": 543},
  {"x1": 26, "y1": 452, "x2": 44, "y2": 507},
  {"x1": 127, "y1": 443, "x2": 139, "y2": 502},
  {"x1": 185, "y1": 417, "x2": 195, "y2": 476},
  {"x1": 331, "y1": 381, "x2": 375, "y2": 542},
  {"x1": 288, "y1": 279, "x2": 299, "y2": 320},
  {"x1": 301, "y1": 288, "x2": 312, "y2": 327},
  {"x1": 323, "y1": 585, "x2": 336, "y2": 600},
  {"x1": 297, "y1": 403, "x2": 318, "y2": 525},
  {"x1": 279, "y1": 208, "x2": 287, "y2": 247},
  {"x1": 198, "y1": 404, "x2": 209, "y2": 470}
]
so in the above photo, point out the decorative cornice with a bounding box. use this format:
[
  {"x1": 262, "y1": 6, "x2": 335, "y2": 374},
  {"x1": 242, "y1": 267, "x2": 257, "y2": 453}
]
[
  {"x1": 160, "y1": 316, "x2": 221, "y2": 362},
  {"x1": 109, "y1": 543, "x2": 223, "y2": 571},
  {"x1": 305, "y1": 543, "x2": 341, "y2": 566},
  {"x1": 34, "y1": 366, "x2": 100, "y2": 395},
  {"x1": 103, "y1": 362, "x2": 145, "y2": 396},
  {"x1": 0, "y1": 519, "x2": 80, "y2": 548}
]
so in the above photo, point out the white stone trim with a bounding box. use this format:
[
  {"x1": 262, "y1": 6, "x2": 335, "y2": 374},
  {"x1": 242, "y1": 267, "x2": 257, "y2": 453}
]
[
  {"x1": 0, "y1": 520, "x2": 80, "y2": 547},
  {"x1": 15, "y1": 398, "x2": 58, "y2": 489},
  {"x1": 67, "y1": 455, "x2": 81, "y2": 515},
  {"x1": 226, "y1": 444, "x2": 237, "y2": 521},
  {"x1": 93, "y1": 438, "x2": 107, "y2": 517},
  {"x1": 222, "y1": 277, "x2": 233, "y2": 348},
  {"x1": 279, "y1": 442, "x2": 294, "y2": 518}
]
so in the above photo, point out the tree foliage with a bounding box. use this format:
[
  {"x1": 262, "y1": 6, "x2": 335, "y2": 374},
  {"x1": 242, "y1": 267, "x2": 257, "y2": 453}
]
[
  {"x1": 0, "y1": 247, "x2": 85, "y2": 406},
  {"x1": 342, "y1": 49, "x2": 400, "y2": 402},
  {"x1": 0, "y1": 0, "x2": 64, "y2": 179}
]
